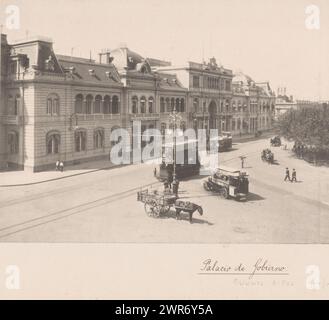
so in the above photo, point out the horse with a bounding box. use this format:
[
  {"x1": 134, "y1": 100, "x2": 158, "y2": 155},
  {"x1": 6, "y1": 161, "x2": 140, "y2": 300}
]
[{"x1": 174, "y1": 200, "x2": 203, "y2": 224}]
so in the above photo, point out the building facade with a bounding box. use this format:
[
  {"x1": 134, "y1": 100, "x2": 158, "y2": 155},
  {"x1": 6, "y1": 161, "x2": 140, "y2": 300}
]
[
  {"x1": 231, "y1": 73, "x2": 276, "y2": 135},
  {"x1": 0, "y1": 34, "x2": 275, "y2": 172}
]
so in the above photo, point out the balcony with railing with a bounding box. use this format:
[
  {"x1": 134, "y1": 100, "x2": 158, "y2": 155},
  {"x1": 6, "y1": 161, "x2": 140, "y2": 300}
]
[
  {"x1": 1, "y1": 115, "x2": 24, "y2": 125},
  {"x1": 130, "y1": 113, "x2": 160, "y2": 121},
  {"x1": 76, "y1": 113, "x2": 122, "y2": 121}
]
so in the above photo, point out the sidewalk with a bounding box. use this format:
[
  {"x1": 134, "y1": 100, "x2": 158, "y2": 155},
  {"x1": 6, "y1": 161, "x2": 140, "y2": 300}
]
[
  {"x1": 233, "y1": 130, "x2": 274, "y2": 144},
  {"x1": 0, "y1": 159, "x2": 119, "y2": 187}
]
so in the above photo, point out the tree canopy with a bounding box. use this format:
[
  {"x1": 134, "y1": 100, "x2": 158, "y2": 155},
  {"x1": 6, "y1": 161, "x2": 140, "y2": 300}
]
[{"x1": 276, "y1": 104, "x2": 329, "y2": 151}]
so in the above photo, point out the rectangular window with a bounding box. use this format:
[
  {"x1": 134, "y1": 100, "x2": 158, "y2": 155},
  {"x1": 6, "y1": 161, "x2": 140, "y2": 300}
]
[
  {"x1": 220, "y1": 79, "x2": 225, "y2": 90},
  {"x1": 192, "y1": 76, "x2": 200, "y2": 88},
  {"x1": 225, "y1": 80, "x2": 231, "y2": 91},
  {"x1": 10, "y1": 62, "x2": 17, "y2": 74}
]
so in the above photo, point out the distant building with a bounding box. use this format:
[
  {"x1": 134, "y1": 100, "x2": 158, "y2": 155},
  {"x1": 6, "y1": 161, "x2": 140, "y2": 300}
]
[
  {"x1": 275, "y1": 87, "x2": 326, "y2": 118},
  {"x1": 275, "y1": 87, "x2": 297, "y2": 118},
  {"x1": 231, "y1": 72, "x2": 275, "y2": 135}
]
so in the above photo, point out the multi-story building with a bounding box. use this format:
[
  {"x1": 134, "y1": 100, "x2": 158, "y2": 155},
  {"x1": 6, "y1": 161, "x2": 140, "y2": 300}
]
[
  {"x1": 153, "y1": 57, "x2": 234, "y2": 133},
  {"x1": 231, "y1": 72, "x2": 275, "y2": 135},
  {"x1": 0, "y1": 34, "x2": 276, "y2": 172},
  {"x1": 0, "y1": 35, "x2": 188, "y2": 171}
]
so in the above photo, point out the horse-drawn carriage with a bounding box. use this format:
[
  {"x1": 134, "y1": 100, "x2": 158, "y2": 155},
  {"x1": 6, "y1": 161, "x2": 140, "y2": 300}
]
[
  {"x1": 137, "y1": 189, "x2": 203, "y2": 223},
  {"x1": 261, "y1": 148, "x2": 274, "y2": 164},
  {"x1": 270, "y1": 136, "x2": 281, "y2": 147}
]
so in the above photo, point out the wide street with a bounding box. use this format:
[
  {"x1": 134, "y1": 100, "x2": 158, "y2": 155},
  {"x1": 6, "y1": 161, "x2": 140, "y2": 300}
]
[{"x1": 0, "y1": 137, "x2": 328, "y2": 243}]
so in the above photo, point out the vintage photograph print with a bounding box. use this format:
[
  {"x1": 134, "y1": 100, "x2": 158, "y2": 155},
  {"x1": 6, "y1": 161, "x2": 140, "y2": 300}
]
[
  {"x1": 0, "y1": 0, "x2": 328, "y2": 300},
  {"x1": 0, "y1": 0, "x2": 328, "y2": 243}
]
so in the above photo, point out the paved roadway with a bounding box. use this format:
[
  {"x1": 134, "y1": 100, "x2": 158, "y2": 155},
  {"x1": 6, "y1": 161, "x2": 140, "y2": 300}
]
[{"x1": 0, "y1": 137, "x2": 328, "y2": 243}]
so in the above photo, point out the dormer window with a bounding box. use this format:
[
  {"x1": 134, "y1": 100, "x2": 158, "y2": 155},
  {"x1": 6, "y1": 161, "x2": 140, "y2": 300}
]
[
  {"x1": 89, "y1": 69, "x2": 95, "y2": 76},
  {"x1": 45, "y1": 55, "x2": 55, "y2": 71},
  {"x1": 105, "y1": 71, "x2": 111, "y2": 78}
]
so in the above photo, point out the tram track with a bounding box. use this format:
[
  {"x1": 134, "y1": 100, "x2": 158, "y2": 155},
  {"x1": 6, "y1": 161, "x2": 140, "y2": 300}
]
[
  {"x1": 0, "y1": 140, "x2": 268, "y2": 239},
  {"x1": 0, "y1": 181, "x2": 161, "y2": 240},
  {"x1": 0, "y1": 147, "x2": 263, "y2": 210}
]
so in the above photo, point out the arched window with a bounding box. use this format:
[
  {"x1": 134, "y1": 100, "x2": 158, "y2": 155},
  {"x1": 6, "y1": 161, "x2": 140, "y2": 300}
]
[
  {"x1": 225, "y1": 99, "x2": 230, "y2": 112},
  {"x1": 193, "y1": 98, "x2": 199, "y2": 113},
  {"x1": 180, "y1": 98, "x2": 185, "y2": 112},
  {"x1": 160, "y1": 97, "x2": 165, "y2": 113},
  {"x1": 75, "y1": 129, "x2": 87, "y2": 152},
  {"x1": 94, "y1": 128, "x2": 104, "y2": 149},
  {"x1": 132, "y1": 96, "x2": 138, "y2": 114},
  {"x1": 75, "y1": 94, "x2": 83, "y2": 114},
  {"x1": 46, "y1": 93, "x2": 59, "y2": 115},
  {"x1": 86, "y1": 95, "x2": 93, "y2": 114},
  {"x1": 112, "y1": 95, "x2": 119, "y2": 114},
  {"x1": 140, "y1": 96, "x2": 146, "y2": 113},
  {"x1": 170, "y1": 98, "x2": 175, "y2": 112},
  {"x1": 8, "y1": 131, "x2": 19, "y2": 154},
  {"x1": 175, "y1": 98, "x2": 180, "y2": 112},
  {"x1": 103, "y1": 95, "x2": 110, "y2": 114},
  {"x1": 94, "y1": 95, "x2": 102, "y2": 114},
  {"x1": 148, "y1": 97, "x2": 154, "y2": 113},
  {"x1": 111, "y1": 126, "x2": 121, "y2": 148},
  {"x1": 46, "y1": 131, "x2": 60, "y2": 154},
  {"x1": 166, "y1": 98, "x2": 170, "y2": 113}
]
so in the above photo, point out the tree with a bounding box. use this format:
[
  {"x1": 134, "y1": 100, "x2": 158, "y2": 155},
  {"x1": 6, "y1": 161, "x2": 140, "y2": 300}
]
[{"x1": 276, "y1": 104, "x2": 329, "y2": 153}]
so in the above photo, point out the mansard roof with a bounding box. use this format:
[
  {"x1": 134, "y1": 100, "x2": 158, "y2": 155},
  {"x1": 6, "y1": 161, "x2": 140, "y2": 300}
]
[
  {"x1": 232, "y1": 72, "x2": 254, "y2": 85},
  {"x1": 157, "y1": 73, "x2": 187, "y2": 91},
  {"x1": 110, "y1": 46, "x2": 152, "y2": 74},
  {"x1": 58, "y1": 55, "x2": 122, "y2": 85}
]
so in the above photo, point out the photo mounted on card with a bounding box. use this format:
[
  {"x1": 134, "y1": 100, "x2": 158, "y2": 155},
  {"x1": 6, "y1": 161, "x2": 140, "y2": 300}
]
[{"x1": 0, "y1": 0, "x2": 328, "y2": 300}]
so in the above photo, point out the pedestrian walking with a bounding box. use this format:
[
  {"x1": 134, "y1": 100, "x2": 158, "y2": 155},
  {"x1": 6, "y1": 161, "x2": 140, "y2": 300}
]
[
  {"x1": 59, "y1": 161, "x2": 64, "y2": 172},
  {"x1": 153, "y1": 167, "x2": 157, "y2": 177},
  {"x1": 168, "y1": 173, "x2": 173, "y2": 189},
  {"x1": 239, "y1": 156, "x2": 246, "y2": 169},
  {"x1": 55, "y1": 160, "x2": 60, "y2": 171},
  {"x1": 291, "y1": 168, "x2": 297, "y2": 182},
  {"x1": 284, "y1": 167, "x2": 290, "y2": 182}
]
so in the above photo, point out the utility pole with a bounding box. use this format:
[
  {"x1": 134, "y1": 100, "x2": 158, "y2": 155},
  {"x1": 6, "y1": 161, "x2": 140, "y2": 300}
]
[{"x1": 169, "y1": 101, "x2": 182, "y2": 196}]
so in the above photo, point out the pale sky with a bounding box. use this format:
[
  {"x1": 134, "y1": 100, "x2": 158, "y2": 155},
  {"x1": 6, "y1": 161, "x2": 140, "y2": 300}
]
[{"x1": 1, "y1": 0, "x2": 328, "y2": 100}]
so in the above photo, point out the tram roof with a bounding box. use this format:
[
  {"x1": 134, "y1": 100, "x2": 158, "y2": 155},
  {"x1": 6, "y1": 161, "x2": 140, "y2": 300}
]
[{"x1": 216, "y1": 166, "x2": 248, "y2": 176}]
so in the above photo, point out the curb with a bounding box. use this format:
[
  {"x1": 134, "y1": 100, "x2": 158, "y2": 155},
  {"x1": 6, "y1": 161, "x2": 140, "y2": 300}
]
[{"x1": 0, "y1": 164, "x2": 126, "y2": 187}]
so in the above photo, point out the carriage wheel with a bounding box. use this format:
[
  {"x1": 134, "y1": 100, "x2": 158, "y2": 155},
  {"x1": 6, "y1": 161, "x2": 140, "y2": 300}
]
[
  {"x1": 203, "y1": 182, "x2": 211, "y2": 191},
  {"x1": 151, "y1": 201, "x2": 162, "y2": 218},
  {"x1": 220, "y1": 188, "x2": 229, "y2": 199},
  {"x1": 160, "y1": 205, "x2": 171, "y2": 215},
  {"x1": 144, "y1": 201, "x2": 155, "y2": 217}
]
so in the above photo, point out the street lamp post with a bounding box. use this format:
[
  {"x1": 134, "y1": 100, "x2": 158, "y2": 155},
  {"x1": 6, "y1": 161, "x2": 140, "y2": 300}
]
[{"x1": 169, "y1": 103, "x2": 182, "y2": 196}]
